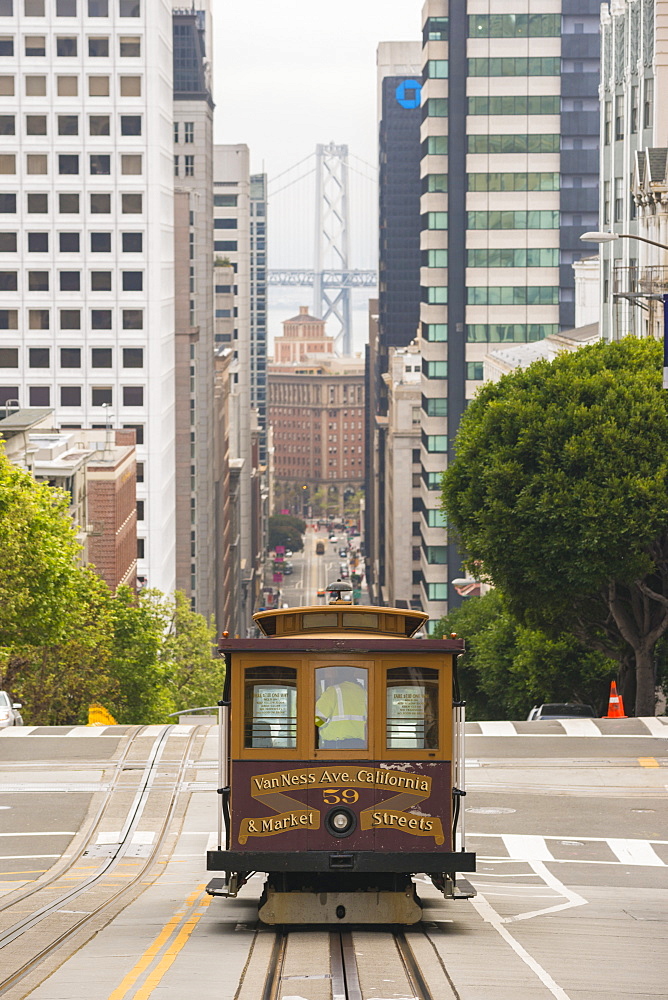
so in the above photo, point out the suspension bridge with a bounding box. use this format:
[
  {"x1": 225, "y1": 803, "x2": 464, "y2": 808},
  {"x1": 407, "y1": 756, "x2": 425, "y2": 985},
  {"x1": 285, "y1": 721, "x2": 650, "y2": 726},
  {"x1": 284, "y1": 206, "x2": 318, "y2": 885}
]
[{"x1": 267, "y1": 143, "x2": 378, "y2": 354}]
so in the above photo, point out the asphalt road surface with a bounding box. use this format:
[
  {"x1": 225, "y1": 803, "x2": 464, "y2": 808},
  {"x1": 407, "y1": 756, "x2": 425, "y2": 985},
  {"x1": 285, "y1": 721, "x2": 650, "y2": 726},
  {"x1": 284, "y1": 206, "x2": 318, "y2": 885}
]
[{"x1": 0, "y1": 717, "x2": 666, "y2": 999}]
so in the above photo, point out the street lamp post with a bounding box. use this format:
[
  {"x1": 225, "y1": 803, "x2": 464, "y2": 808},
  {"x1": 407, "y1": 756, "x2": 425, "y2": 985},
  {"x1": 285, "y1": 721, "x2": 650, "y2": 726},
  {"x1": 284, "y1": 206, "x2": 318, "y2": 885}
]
[{"x1": 580, "y1": 231, "x2": 668, "y2": 388}]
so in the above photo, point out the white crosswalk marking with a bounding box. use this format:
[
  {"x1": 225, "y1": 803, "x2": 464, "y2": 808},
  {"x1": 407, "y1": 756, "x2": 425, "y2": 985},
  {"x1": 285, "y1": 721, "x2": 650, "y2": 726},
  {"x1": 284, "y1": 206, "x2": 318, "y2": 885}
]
[
  {"x1": 606, "y1": 838, "x2": 665, "y2": 866},
  {"x1": 559, "y1": 718, "x2": 601, "y2": 737},
  {"x1": 502, "y1": 834, "x2": 554, "y2": 861},
  {"x1": 641, "y1": 717, "x2": 668, "y2": 737},
  {"x1": 478, "y1": 721, "x2": 517, "y2": 736},
  {"x1": 67, "y1": 727, "x2": 106, "y2": 737},
  {"x1": 0, "y1": 727, "x2": 37, "y2": 736}
]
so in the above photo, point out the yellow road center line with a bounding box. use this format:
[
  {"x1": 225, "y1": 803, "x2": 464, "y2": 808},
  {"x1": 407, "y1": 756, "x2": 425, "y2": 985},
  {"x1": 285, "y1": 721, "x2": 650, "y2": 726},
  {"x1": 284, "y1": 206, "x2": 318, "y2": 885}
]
[
  {"x1": 107, "y1": 885, "x2": 205, "y2": 1000},
  {"x1": 131, "y1": 909, "x2": 208, "y2": 1000},
  {"x1": 638, "y1": 757, "x2": 659, "y2": 768}
]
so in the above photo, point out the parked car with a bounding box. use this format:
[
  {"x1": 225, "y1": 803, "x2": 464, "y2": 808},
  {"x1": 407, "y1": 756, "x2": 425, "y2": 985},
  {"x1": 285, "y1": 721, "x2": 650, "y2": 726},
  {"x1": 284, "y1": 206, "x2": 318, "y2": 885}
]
[
  {"x1": 339, "y1": 562, "x2": 349, "y2": 579},
  {"x1": 329, "y1": 535, "x2": 338, "y2": 543},
  {"x1": 282, "y1": 561, "x2": 293, "y2": 575},
  {"x1": 0, "y1": 691, "x2": 23, "y2": 728},
  {"x1": 338, "y1": 547, "x2": 348, "y2": 558},
  {"x1": 527, "y1": 702, "x2": 597, "y2": 721}
]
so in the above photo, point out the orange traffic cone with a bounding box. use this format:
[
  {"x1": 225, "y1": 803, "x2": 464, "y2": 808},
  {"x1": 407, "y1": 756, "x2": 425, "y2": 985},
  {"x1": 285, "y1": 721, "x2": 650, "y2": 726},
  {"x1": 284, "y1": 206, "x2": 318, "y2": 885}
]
[{"x1": 605, "y1": 680, "x2": 626, "y2": 718}]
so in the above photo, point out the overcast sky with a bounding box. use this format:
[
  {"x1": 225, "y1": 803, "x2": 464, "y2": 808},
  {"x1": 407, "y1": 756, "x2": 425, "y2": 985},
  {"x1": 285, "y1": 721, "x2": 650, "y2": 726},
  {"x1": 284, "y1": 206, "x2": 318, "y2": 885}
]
[{"x1": 212, "y1": 1, "x2": 422, "y2": 179}]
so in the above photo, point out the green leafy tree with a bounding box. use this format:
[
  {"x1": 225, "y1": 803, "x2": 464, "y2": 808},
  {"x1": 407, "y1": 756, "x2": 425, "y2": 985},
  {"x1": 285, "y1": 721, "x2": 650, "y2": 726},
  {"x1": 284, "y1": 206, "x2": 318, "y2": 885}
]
[
  {"x1": 442, "y1": 336, "x2": 668, "y2": 717},
  {"x1": 105, "y1": 586, "x2": 174, "y2": 724},
  {"x1": 268, "y1": 515, "x2": 304, "y2": 552},
  {"x1": 434, "y1": 591, "x2": 617, "y2": 720},
  {"x1": 0, "y1": 450, "x2": 85, "y2": 649},
  {"x1": 161, "y1": 591, "x2": 225, "y2": 713}
]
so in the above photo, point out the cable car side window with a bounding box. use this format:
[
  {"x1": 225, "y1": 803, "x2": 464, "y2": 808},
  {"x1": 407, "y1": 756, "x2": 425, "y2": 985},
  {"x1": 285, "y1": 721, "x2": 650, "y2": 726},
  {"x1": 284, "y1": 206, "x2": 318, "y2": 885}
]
[
  {"x1": 386, "y1": 666, "x2": 439, "y2": 750},
  {"x1": 314, "y1": 666, "x2": 368, "y2": 750},
  {"x1": 244, "y1": 666, "x2": 297, "y2": 749}
]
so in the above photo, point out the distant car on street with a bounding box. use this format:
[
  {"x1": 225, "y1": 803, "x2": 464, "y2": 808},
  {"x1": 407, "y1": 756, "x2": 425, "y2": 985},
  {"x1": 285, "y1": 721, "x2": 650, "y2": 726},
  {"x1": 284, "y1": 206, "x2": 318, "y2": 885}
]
[
  {"x1": 282, "y1": 561, "x2": 293, "y2": 575},
  {"x1": 329, "y1": 535, "x2": 337, "y2": 543},
  {"x1": 527, "y1": 702, "x2": 597, "y2": 721},
  {"x1": 339, "y1": 562, "x2": 349, "y2": 578},
  {"x1": 338, "y1": 547, "x2": 347, "y2": 558},
  {"x1": 0, "y1": 691, "x2": 23, "y2": 728},
  {"x1": 317, "y1": 588, "x2": 326, "y2": 597}
]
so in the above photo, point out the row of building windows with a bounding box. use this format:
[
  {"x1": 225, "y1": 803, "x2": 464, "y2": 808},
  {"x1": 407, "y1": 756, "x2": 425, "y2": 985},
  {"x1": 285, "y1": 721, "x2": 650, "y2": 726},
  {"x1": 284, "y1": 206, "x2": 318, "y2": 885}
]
[
  {"x1": 0, "y1": 307, "x2": 143, "y2": 328},
  {"x1": 173, "y1": 154, "x2": 193, "y2": 177},
  {"x1": 422, "y1": 395, "x2": 447, "y2": 416},
  {"x1": 423, "y1": 16, "x2": 447, "y2": 43},
  {"x1": 422, "y1": 249, "x2": 448, "y2": 268},
  {"x1": 425, "y1": 211, "x2": 447, "y2": 230},
  {"x1": 0, "y1": 34, "x2": 142, "y2": 56},
  {"x1": 0, "y1": 269, "x2": 143, "y2": 291},
  {"x1": 467, "y1": 133, "x2": 560, "y2": 154},
  {"x1": 173, "y1": 121, "x2": 193, "y2": 143},
  {"x1": 0, "y1": 230, "x2": 142, "y2": 252},
  {"x1": 466, "y1": 247, "x2": 559, "y2": 268},
  {"x1": 466, "y1": 323, "x2": 560, "y2": 342},
  {"x1": 422, "y1": 173, "x2": 447, "y2": 193},
  {"x1": 603, "y1": 82, "x2": 653, "y2": 143},
  {"x1": 423, "y1": 360, "x2": 447, "y2": 379},
  {"x1": 467, "y1": 362, "x2": 484, "y2": 380},
  {"x1": 467, "y1": 210, "x2": 559, "y2": 230},
  {"x1": 1, "y1": 152, "x2": 143, "y2": 176},
  {"x1": 422, "y1": 135, "x2": 448, "y2": 157},
  {"x1": 425, "y1": 59, "x2": 447, "y2": 78},
  {"x1": 468, "y1": 171, "x2": 560, "y2": 192},
  {"x1": 422, "y1": 431, "x2": 447, "y2": 453},
  {"x1": 468, "y1": 57, "x2": 561, "y2": 77},
  {"x1": 425, "y1": 98, "x2": 447, "y2": 117},
  {"x1": 0, "y1": 0, "x2": 140, "y2": 16},
  {"x1": 422, "y1": 323, "x2": 447, "y2": 342},
  {"x1": 423, "y1": 286, "x2": 447, "y2": 304},
  {"x1": 468, "y1": 13, "x2": 560, "y2": 37},
  {"x1": 0, "y1": 384, "x2": 145, "y2": 406},
  {"x1": 0, "y1": 346, "x2": 142, "y2": 366},
  {"x1": 0, "y1": 192, "x2": 144, "y2": 213},
  {"x1": 1, "y1": 114, "x2": 141, "y2": 136},
  {"x1": 0, "y1": 73, "x2": 141, "y2": 96},
  {"x1": 467, "y1": 285, "x2": 559, "y2": 305},
  {"x1": 467, "y1": 95, "x2": 560, "y2": 116}
]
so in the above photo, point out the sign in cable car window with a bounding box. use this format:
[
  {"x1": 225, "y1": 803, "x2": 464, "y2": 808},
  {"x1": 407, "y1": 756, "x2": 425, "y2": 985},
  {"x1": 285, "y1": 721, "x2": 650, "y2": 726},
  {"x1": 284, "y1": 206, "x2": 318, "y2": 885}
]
[
  {"x1": 244, "y1": 666, "x2": 297, "y2": 749},
  {"x1": 314, "y1": 665, "x2": 368, "y2": 750},
  {"x1": 386, "y1": 666, "x2": 439, "y2": 749}
]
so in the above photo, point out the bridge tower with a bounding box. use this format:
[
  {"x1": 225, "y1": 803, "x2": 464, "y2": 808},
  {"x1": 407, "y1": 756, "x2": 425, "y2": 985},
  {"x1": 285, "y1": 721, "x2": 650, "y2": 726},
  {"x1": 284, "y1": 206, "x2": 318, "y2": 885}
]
[{"x1": 314, "y1": 142, "x2": 352, "y2": 355}]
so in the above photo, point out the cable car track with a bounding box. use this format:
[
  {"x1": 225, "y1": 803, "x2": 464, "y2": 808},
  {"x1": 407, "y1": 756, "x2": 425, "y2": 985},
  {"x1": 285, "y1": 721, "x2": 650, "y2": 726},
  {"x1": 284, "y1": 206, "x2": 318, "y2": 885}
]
[
  {"x1": 0, "y1": 724, "x2": 201, "y2": 997},
  {"x1": 253, "y1": 924, "x2": 451, "y2": 1000}
]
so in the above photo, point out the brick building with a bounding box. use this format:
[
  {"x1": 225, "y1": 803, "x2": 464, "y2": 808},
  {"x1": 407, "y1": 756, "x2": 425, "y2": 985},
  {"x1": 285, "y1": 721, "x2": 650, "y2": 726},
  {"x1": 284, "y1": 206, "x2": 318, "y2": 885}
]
[
  {"x1": 268, "y1": 355, "x2": 365, "y2": 516},
  {"x1": 0, "y1": 410, "x2": 137, "y2": 591}
]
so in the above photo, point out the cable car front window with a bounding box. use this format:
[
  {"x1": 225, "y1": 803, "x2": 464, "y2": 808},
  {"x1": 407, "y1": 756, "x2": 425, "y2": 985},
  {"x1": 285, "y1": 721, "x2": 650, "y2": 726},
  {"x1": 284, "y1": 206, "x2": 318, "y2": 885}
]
[
  {"x1": 315, "y1": 666, "x2": 368, "y2": 750},
  {"x1": 386, "y1": 666, "x2": 439, "y2": 749},
  {"x1": 244, "y1": 666, "x2": 297, "y2": 749}
]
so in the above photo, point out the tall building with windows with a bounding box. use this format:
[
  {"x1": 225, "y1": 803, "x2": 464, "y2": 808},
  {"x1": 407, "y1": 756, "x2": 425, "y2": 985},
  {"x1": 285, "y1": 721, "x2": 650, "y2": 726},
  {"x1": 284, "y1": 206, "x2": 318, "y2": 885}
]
[
  {"x1": 213, "y1": 144, "x2": 256, "y2": 634},
  {"x1": 250, "y1": 172, "x2": 267, "y2": 466},
  {"x1": 0, "y1": 0, "x2": 176, "y2": 594},
  {"x1": 366, "y1": 41, "x2": 422, "y2": 606},
  {"x1": 599, "y1": 0, "x2": 667, "y2": 342},
  {"x1": 172, "y1": 3, "x2": 214, "y2": 616},
  {"x1": 418, "y1": 1, "x2": 602, "y2": 630}
]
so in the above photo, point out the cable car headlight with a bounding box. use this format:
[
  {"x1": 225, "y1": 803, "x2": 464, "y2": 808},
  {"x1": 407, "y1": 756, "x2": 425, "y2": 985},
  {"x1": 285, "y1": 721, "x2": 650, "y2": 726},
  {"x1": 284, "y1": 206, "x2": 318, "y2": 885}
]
[
  {"x1": 325, "y1": 807, "x2": 357, "y2": 838},
  {"x1": 331, "y1": 811, "x2": 350, "y2": 831}
]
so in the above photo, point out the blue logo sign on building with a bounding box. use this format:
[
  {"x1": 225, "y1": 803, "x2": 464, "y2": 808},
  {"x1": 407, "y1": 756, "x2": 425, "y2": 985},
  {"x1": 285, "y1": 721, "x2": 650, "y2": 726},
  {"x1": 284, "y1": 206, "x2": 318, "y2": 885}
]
[{"x1": 395, "y1": 79, "x2": 422, "y2": 110}]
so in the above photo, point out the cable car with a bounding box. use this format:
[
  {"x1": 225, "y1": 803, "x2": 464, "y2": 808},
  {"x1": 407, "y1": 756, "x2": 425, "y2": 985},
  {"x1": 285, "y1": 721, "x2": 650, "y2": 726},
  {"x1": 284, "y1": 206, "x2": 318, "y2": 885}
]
[{"x1": 207, "y1": 582, "x2": 475, "y2": 923}]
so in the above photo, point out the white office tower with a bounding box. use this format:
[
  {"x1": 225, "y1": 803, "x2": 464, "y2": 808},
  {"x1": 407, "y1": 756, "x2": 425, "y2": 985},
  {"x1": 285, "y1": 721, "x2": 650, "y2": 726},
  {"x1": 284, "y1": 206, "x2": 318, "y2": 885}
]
[
  {"x1": 213, "y1": 144, "x2": 252, "y2": 634},
  {"x1": 0, "y1": 0, "x2": 176, "y2": 594}
]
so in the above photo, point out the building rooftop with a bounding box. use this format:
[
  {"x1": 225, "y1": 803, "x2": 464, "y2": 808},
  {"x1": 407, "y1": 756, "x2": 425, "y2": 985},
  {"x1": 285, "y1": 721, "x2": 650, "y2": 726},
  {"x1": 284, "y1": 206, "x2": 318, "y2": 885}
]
[{"x1": 0, "y1": 408, "x2": 54, "y2": 436}]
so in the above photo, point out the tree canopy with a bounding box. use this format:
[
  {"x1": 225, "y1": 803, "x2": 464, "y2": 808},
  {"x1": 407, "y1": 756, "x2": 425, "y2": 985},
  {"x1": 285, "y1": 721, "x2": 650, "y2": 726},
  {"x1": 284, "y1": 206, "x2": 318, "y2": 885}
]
[
  {"x1": 0, "y1": 447, "x2": 224, "y2": 725},
  {"x1": 442, "y1": 336, "x2": 668, "y2": 716},
  {"x1": 434, "y1": 590, "x2": 617, "y2": 720}
]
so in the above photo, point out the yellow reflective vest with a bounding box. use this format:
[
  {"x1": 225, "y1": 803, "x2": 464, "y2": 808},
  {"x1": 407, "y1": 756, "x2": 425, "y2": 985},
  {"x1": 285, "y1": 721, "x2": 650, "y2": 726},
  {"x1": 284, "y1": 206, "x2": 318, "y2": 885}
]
[{"x1": 315, "y1": 681, "x2": 367, "y2": 742}]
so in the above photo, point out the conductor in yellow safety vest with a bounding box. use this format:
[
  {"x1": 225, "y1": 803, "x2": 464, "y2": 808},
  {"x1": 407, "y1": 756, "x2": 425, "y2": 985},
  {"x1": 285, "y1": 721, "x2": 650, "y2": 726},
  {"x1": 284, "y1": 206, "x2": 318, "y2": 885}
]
[{"x1": 315, "y1": 667, "x2": 367, "y2": 749}]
